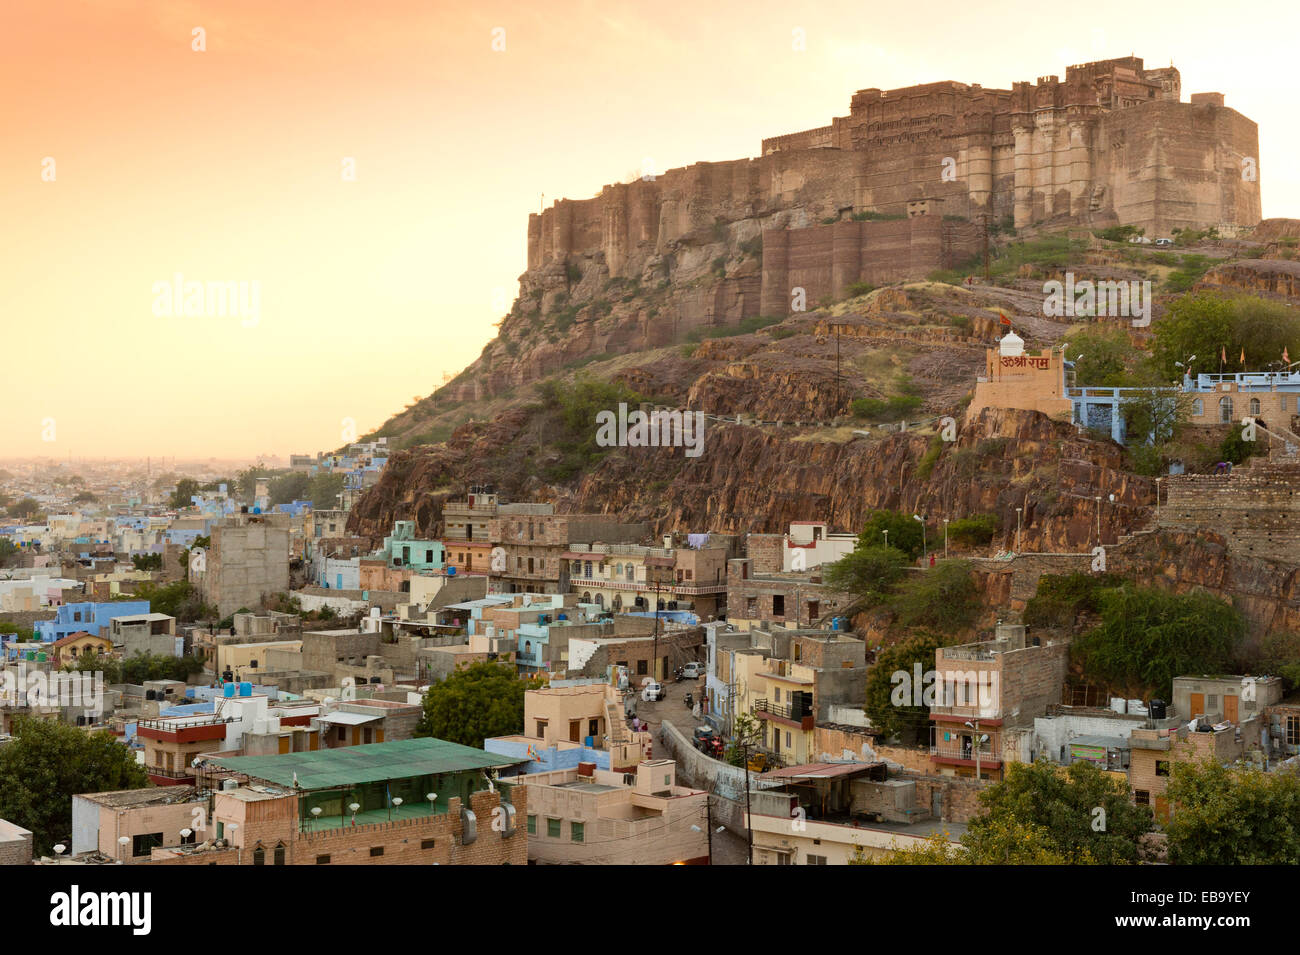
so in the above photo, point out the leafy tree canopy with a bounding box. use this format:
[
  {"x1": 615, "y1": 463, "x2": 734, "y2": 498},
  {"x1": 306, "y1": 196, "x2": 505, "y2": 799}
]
[
  {"x1": 968, "y1": 759, "x2": 1152, "y2": 864},
  {"x1": 1165, "y1": 759, "x2": 1300, "y2": 865},
  {"x1": 1070, "y1": 585, "x2": 1246, "y2": 698},
  {"x1": 415, "y1": 661, "x2": 546, "y2": 748},
  {"x1": 0, "y1": 717, "x2": 150, "y2": 855}
]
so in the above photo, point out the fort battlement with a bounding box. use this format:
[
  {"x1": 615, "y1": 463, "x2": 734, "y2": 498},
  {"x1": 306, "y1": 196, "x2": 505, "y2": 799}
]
[{"x1": 527, "y1": 56, "x2": 1258, "y2": 283}]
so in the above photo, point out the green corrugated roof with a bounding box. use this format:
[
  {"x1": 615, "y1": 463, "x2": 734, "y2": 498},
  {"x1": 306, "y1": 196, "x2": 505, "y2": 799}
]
[{"x1": 212, "y1": 738, "x2": 520, "y2": 790}]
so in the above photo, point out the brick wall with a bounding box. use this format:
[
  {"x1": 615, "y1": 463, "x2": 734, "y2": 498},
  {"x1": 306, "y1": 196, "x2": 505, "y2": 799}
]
[{"x1": 151, "y1": 789, "x2": 527, "y2": 866}]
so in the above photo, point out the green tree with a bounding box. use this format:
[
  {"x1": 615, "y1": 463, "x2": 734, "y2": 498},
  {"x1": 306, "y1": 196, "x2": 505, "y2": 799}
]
[
  {"x1": 415, "y1": 661, "x2": 545, "y2": 748},
  {"x1": 170, "y1": 478, "x2": 201, "y2": 509},
  {"x1": 0, "y1": 717, "x2": 150, "y2": 855},
  {"x1": 859, "y1": 510, "x2": 925, "y2": 560},
  {"x1": 1066, "y1": 326, "x2": 1148, "y2": 387},
  {"x1": 944, "y1": 514, "x2": 999, "y2": 548},
  {"x1": 1249, "y1": 631, "x2": 1300, "y2": 691},
  {"x1": 864, "y1": 630, "x2": 950, "y2": 745},
  {"x1": 1071, "y1": 586, "x2": 1246, "y2": 698},
  {"x1": 6, "y1": 497, "x2": 43, "y2": 521},
  {"x1": 889, "y1": 560, "x2": 980, "y2": 634},
  {"x1": 969, "y1": 759, "x2": 1152, "y2": 864},
  {"x1": 130, "y1": 580, "x2": 216, "y2": 623},
  {"x1": 269, "y1": 472, "x2": 310, "y2": 506},
  {"x1": 131, "y1": 553, "x2": 163, "y2": 571},
  {"x1": 859, "y1": 817, "x2": 1090, "y2": 865},
  {"x1": 1023, "y1": 572, "x2": 1123, "y2": 630},
  {"x1": 308, "y1": 473, "x2": 345, "y2": 509},
  {"x1": 532, "y1": 376, "x2": 644, "y2": 482},
  {"x1": 1151, "y1": 292, "x2": 1300, "y2": 378},
  {"x1": 822, "y1": 544, "x2": 907, "y2": 606},
  {"x1": 1165, "y1": 759, "x2": 1300, "y2": 865}
]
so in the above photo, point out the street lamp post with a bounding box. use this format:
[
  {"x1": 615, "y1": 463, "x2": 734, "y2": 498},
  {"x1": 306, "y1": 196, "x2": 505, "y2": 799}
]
[
  {"x1": 1095, "y1": 496, "x2": 1102, "y2": 545},
  {"x1": 943, "y1": 518, "x2": 950, "y2": 559},
  {"x1": 882, "y1": 529, "x2": 889, "y2": 549},
  {"x1": 1155, "y1": 477, "x2": 1162, "y2": 521},
  {"x1": 913, "y1": 514, "x2": 926, "y2": 562},
  {"x1": 1015, "y1": 507, "x2": 1023, "y2": 553}
]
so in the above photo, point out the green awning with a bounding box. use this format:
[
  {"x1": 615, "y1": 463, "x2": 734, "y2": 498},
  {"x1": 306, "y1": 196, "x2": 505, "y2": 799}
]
[{"x1": 211, "y1": 738, "x2": 522, "y2": 790}]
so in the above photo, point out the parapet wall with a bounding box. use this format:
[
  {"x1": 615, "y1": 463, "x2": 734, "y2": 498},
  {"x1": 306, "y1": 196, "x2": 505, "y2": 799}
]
[{"x1": 1160, "y1": 462, "x2": 1300, "y2": 562}]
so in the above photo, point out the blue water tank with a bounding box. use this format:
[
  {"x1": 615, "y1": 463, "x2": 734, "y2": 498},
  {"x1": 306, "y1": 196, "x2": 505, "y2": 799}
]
[
  {"x1": 584, "y1": 736, "x2": 594, "y2": 747},
  {"x1": 239, "y1": 682, "x2": 252, "y2": 697},
  {"x1": 222, "y1": 683, "x2": 236, "y2": 698},
  {"x1": 446, "y1": 566, "x2": 457, "y2": 576},
  {"x1": 557, "y1": 613, "x2": 567, "y2": 621}
]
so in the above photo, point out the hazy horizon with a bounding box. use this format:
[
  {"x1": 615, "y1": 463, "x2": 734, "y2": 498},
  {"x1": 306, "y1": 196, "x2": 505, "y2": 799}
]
[{"x1": 4, "y1": 0, "x2": 1297, "y2": 458}]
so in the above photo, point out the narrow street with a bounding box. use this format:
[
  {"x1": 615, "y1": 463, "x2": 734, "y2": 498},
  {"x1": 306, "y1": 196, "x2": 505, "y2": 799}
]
[{"x1": 632, "y1": 677, "x2": 752, "y2": 865}]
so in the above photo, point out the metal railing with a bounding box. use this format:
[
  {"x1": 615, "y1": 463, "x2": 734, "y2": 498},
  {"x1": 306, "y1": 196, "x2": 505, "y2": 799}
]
[{"x1": 753, "y1": 698, "x2": 812, "y2": 722}]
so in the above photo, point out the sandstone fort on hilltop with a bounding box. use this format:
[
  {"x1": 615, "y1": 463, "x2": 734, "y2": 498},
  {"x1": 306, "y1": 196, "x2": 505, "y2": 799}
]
[{"x1": 528, "y1": 57, "x2": 1260, "y2": 277}]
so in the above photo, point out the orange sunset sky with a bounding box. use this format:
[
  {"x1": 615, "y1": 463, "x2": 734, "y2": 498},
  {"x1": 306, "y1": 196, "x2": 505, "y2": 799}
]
[{"x1": 3, "y1": 0, "x2": 1297, "y2": 460}]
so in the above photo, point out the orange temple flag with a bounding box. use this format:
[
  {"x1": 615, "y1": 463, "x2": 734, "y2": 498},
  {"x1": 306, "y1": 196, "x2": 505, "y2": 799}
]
[
  {"x1": 1285, "y1": 346, "x2": 1291, "y2": 364},
  {"x1": 1221, "y1": 345, "x2": 1227, "y2": 364},
  {"x1": 1000, "y1": 313, "x2": 1011, "y2": 326},
  {"x1": 1240, "y1": 348, "x2": 1246, "y2": 365}
]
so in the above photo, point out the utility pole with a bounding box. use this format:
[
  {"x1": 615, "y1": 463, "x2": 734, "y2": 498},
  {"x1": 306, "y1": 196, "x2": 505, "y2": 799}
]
[{"x1": 743, "y1": 738, "x2": 754, "y2": 865}]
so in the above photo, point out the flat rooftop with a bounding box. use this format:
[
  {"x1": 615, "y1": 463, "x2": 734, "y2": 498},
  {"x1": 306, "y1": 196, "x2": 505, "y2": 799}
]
[{"x1": 77, "y1": 786, "x2": 203, "y2": 808}]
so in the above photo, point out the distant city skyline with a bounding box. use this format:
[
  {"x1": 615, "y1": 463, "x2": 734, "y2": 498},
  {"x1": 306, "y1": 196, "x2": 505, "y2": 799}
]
[{"x1": 5, "y1": 0, "x2": 1297, "y2": 457}]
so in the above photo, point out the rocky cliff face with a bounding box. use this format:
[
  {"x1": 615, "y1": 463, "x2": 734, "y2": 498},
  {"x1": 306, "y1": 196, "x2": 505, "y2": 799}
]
[
  {"x1": 349, "y1": 404, "x2": 1151, "y2": 558},
  {"x1": 1109, "y1": 529, "x2": 1300, "y2": 639}
]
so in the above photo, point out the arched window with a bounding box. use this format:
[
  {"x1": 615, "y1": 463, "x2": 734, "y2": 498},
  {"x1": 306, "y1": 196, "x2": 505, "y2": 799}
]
[
  {"x1": 1249, "y1": 398, "x2": 1261, "y2": 415},
  {"x1": 612, "y1": 594, "x2": 622, "y2": 612},
  {"x1": 582, "y1": 591, "x2": 592, "y2": 603},
  {"x1": 1192, "y1": 398, "x2": 1204, "y2": 417},
  {"x1": 1219, "y1": 396, "x2": 1234, "y2": 423},
  {"x1": 252, "y1": 845, "x2": 266, "y2": 866},
  {"x1": 595, "y1": 593, "x2": 605, "y2": 609}
]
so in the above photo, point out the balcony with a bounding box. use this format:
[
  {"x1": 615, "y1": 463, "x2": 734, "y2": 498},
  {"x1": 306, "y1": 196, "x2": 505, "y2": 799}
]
[
  {"x1": 753, "y1": 699, "x2": 814, "y2": 731},
  {"x1": 929, "y1": 739, "x2": 1001, "y2": 767}
]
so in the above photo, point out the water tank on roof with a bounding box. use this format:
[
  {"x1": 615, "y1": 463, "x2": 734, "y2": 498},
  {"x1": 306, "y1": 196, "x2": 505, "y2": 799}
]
[
  {"x1": 36, "y1": 652, "x2": 46, "y2": 662},
  {"x1": 239, "y1": 682, "x2": 252, "y2": 697},
  {"x1": 557, "y1": 613, "x2": 567, "y2": 621},
  {"x1": 1149, "y1": 699, "x2": 1168, "y2": 719},
  {"x1": 223, "y1": 683, "x2": 236, "y2": 698},
  {"x1": 446, "y1": 566, "x2": 456, "y2": 576},
  {"x1": 222, "y1": 778, "x2": 239, "y2": 792},
  {"x1": 145, "y1": 690, "x2": 156, "y2": 700},
  {"x1": 584, "y1": 736, "x2": 594, "y2": 747}
]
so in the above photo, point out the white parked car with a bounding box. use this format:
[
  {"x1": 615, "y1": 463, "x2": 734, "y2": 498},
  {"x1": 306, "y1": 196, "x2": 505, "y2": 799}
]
[
  {"x1": 641, "y1": 680, "x2": 665, "y2": 702},
  {"x1": 680, "y1": 662, "x2": 705, "y2": 679}
]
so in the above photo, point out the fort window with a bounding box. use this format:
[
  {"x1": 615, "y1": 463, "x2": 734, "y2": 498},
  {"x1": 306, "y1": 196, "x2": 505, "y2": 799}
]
[
  {"x1": 1249, "y1": 398, "x2": 1261, "y2": 415},
  {"x1": 1219, "y1": 396, "x2": 1234, "y2": 423},
  {"x1": 1192, "y1": 398, "x2": 1203, "y2": 416},
  {"x1": 315, "y1": 854, "x2": 331, "y2": 864},
  {"x1": 773, "y1": 595, "x2": 786, "y2": 617}
]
